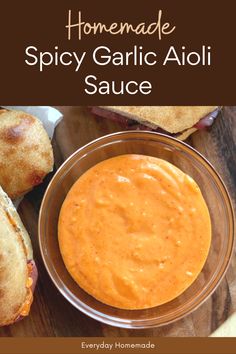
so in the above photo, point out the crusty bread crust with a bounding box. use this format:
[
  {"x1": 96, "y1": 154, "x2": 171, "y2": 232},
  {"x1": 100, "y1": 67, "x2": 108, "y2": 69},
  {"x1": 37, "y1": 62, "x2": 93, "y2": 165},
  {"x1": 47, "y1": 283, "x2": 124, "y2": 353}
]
[
  {"x1": 101, "y1": 106, "x2": 218, "y2": 133},
  {"x1": 0, "y1": 109, "x2": 54, "y2": 199},
  {"x1": 177, "y1": 127, "x2": 198, "y2": 141},
  {"x1": 0, "y1": 186, "x2": 33, "y2": 326}
]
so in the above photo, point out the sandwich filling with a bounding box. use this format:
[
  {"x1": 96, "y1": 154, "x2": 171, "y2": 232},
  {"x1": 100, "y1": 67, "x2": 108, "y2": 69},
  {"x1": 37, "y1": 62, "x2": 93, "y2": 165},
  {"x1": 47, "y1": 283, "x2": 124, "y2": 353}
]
[{"x1": 17, "y1": 260, "x2": 38, "y2": 319}]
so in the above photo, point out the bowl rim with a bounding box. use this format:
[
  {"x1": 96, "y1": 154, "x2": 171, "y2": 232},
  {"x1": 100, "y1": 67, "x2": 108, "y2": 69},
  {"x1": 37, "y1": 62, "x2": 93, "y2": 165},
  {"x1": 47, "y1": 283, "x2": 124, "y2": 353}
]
[{"x1": 38, "y1": 131, "x2": 235, "y2": 328}]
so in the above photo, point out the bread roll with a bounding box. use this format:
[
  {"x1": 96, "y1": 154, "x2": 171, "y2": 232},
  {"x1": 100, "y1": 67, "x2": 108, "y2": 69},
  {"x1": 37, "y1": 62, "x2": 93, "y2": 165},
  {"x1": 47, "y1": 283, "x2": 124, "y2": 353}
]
[
  {"x1": 0, "y1": 186, "x2": 36, "y2": 326},
  {"x1": 0, "y1": 109, "x2": 54, "y2": 199}
]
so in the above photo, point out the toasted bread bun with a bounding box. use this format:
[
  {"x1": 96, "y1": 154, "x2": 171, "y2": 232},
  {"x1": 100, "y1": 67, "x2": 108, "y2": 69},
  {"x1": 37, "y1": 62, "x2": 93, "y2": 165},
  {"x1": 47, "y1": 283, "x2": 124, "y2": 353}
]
[
  {"x1": 0, "y1": 109, "x2": 54, "y2": 199},
  {"x1": 101, "y1": 106, "x2": 218, "y2": 134},
  {"x1": 0, "y1": 186, "x2": 33, "y2": 326},
  {"x1": 177, "y1": 127, "x2": 198, "y2": 141}
]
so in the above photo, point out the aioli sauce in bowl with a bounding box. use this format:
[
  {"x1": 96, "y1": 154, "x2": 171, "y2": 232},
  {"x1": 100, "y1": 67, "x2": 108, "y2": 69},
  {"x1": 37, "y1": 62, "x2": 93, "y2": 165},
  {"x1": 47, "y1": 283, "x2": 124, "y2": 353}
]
[{"x1": 58, "y1": 154, "x2": 211, "y2": 310}]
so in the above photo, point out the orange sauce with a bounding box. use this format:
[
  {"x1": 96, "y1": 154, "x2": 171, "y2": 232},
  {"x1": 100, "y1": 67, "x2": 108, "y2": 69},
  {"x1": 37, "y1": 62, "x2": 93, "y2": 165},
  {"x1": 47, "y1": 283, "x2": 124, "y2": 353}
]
[{"x1": 58, "y1": 155, "x2": 211, "y2": 309}]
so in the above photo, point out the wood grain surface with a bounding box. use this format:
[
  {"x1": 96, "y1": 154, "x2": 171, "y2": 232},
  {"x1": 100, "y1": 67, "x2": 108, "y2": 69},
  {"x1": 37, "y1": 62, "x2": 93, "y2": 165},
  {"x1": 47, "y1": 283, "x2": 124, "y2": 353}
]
[{"x1": 0, "y1": 106, "x2": 235, "y2": 337}]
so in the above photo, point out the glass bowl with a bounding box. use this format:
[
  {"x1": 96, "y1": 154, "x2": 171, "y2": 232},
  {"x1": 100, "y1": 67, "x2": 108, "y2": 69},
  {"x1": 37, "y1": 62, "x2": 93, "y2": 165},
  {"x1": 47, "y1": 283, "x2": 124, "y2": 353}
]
[{"x1": 38, "y1": 131, "x2": 234, "y2": 328}]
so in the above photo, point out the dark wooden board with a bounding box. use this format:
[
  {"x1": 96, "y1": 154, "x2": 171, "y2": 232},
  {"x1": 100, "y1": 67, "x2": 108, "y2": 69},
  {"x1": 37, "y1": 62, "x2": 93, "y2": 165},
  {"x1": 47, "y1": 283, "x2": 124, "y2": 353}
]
[{"x1": 0, "y1": 106, "x2": 235, "y2": 337}]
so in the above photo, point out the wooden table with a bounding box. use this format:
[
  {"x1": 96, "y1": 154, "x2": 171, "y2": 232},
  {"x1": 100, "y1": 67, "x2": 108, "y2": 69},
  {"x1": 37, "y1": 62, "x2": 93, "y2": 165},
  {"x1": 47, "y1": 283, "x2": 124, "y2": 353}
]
[{"x1": 1, "y1": 106, "x2": 235, "y2": 337}]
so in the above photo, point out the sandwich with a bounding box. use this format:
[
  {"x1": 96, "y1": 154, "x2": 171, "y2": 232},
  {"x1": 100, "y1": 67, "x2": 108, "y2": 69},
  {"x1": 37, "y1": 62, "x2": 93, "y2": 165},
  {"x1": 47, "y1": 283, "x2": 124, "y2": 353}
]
[
  {"x1": 0, "y1": 109, "x2": 54, "y2": 199},
  {"x1": 0, "y1": 186, "x2": 38, "y2": 326},
  {"x1": 90, "y1": 106, "x2": 220, "y2": 140}
]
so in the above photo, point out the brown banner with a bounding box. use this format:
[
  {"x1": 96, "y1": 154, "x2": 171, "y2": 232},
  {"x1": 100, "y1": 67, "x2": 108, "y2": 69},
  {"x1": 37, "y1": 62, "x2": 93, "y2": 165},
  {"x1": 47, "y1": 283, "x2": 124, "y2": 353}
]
[
  {"x1": 0, "y1": 0, "x2": 236, "y2": 104},
  {"x1": 0, "y1": 338, "x2": 236, "y2": 354}
]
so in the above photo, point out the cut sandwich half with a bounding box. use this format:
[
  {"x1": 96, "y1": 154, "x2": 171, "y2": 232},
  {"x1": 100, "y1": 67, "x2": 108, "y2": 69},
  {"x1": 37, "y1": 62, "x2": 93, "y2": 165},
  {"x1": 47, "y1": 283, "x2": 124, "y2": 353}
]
[
  {"x1": 90, "y1": 106, "x2": 220, "y2": 140},
  {"x1": 0, "y1": 186, "x2": 38, "y2": 326}
]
